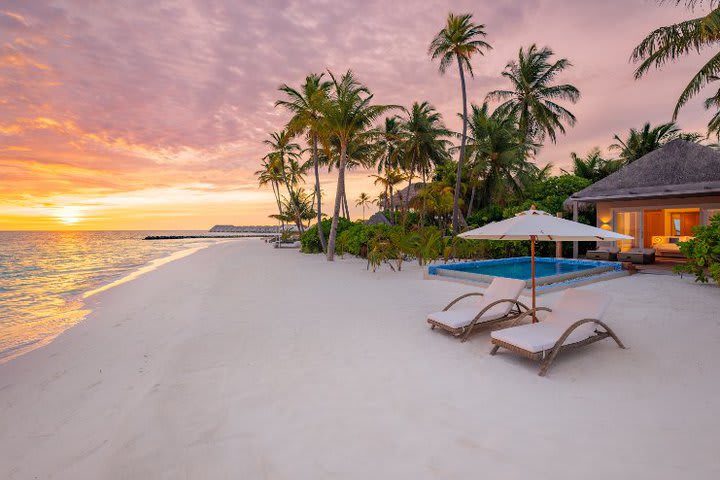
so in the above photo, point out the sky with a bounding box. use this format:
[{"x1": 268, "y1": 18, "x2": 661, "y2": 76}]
[{"x1": 0, "y1": 0, "x2": 715, "y2": 230}]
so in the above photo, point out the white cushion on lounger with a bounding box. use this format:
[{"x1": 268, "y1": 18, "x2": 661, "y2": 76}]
[
  {"x1": 491, "y1": 322, "x2": 567, "y2": 353},
  {"x1": 543, "y1": 288, "x2": 611, "y2": 338},
  {"x1": 428, "y1": 307, "x2": 506, "y2": 329},
  {"x1": 427, "y1": 277, "x2": 526, "y2": 329},
  {"x1": 491, "y1": 288, "x2": 612, "y2": 352},
  {"x1": 482, "y1": 277, "x2": 526, "y2": 313}
]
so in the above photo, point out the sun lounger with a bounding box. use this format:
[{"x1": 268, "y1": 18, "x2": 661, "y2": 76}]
[
  {"x1": 490, "y1": 288, "x2": 625, "y2": 376},
  {"x1": 617, "y1": 248, "x2": 655, "y2": 264},
  {"x1": 427, "y1": 277, "x2": 528, "y2": 341},
  {"x1": 586, "y1": 246, "x2": 619, "y2": 261}
]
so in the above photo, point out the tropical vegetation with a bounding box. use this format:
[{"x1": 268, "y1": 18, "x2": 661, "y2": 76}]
[
  {"x1": 675, "y1": 213, "x2": 720, "y2": 283},
  {"x1": 632, "y1": 0, "x2": 720, "y2": 136},
  {"x1": 254, "y1": 10, "x2": 709, "y2": 272}
]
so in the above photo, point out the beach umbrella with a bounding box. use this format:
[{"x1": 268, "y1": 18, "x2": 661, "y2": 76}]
[{"x1": 459, "y1": 206, "x2": 633, "y2": 322}]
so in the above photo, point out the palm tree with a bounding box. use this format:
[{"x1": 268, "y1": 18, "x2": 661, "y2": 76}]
[
  {"x1": 370, "y1": 168, "x2": 405, "y2": 215},
  {"x1": 631, "y1": 1, "x2": 720, "y2": 133},
  {"x1": 320, "y1": 70, "x2": 396, "y2": 261},
  {"x1": 375, "y1": 116, "x2": 402, "y2": 174},
  {"x1": 355, "y1": 192, "x2": 372, "y2": 220},
  {"x1": 610, "y1": 122, "x2": 683, "y2": 164},
  {"x1": 255, "y1": 158, "x2": 286, "y2": 228},
  {"x1": 561, "y1": 147, "x2": 622, "y2": 182},
  {"x1": 463, "y1": 103, "x2": 533, "y2": 210},
  {"x1": 429, "y1": 12, "x2": 492, "y2": 234},
  {"x1": 281, "y1": 188, "x2": 316, "y2": 231},
  {"x1": 486, "y1": 44, "x2": 580, "y2": 146},
  {"x1": 276, "y1": 73, "x2": 332, "y2": 251},
  {"x1": 396, "y1": 101, "x2": 452, "y2": 216},
  {"x1": 262, "y1": 130, "x2": 302, "y2": 200}
]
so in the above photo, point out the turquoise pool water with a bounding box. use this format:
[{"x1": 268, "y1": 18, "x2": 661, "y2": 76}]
[{"x1": 449, "y1": 259, "x2": 596, "y2": 280}]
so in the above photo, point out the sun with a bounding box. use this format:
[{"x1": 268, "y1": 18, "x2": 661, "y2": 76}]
[{"x1": 53, "y1": 206, "x2": 84, "y2": 225}]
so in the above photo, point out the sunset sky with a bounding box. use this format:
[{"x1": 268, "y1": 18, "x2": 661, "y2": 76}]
[{"x1": 0, "y1": 0, "x2": 715, "y2": 230}]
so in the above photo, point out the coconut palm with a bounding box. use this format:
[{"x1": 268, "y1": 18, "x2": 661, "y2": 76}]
[
  {"x1": 396, "y1": 101, "x2": 452, "y2": 215},
  {"x1": 631, "y1": 1, "x2": 720, "y2": 132},
  {"x1": 561, "y1": 147, "x2": 623, "y2": 182},
  {"x1": 355, "y1": 192, "x2": 373, "y2": 220},
  {"x1": 375, "y1": 116, "x2": 402, "y2": 174},
  {"x1": 262, "y1": 130, "x2": 302, "y2": 199},
  {"x1": 610, "y1": 122, "x2": 684, "y2": 164},
  {"x1": 486, "y1": 44, "x2": 580, "y2": 146},
  {"x1": 281, "y1": 188, "x2": 316, "y2": 231},
  {"x1": 320, "y1": 70, "x2": 396, "y2": 261},
  {"x1": 463, "y1": 103, "x2": 533, "y2": 210},
  {"x1": 323, "y1": 133, "x2": 381, "y2": 219},
  {"x1": 429, "y1": 12, "x2": 492, "y2": 234},
  {"x1": 370, "y1": 168, "x2": 405, "y2": 215},
  {"x1": 255, "y1": 158, "x2": 286, "y2": 227},
  {"x1": 276, "y1": 73, "x2": 332, "y2": 251}
]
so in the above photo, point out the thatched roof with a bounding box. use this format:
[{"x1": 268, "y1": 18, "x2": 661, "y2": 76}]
[
  {"x1": 566, "y1": 140, "x2": 720, "y2": 205},
  {"x1": 365, "y1": 211, "x2": 391, "y2": 225},
  {"x1": 390, "y1": 183, "x2": 424, "y2": 205}
]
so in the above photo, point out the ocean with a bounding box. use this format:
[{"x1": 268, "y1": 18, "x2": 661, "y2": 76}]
[{"x1": 0, "y1": 231, "x2": 251, "y2": 363}]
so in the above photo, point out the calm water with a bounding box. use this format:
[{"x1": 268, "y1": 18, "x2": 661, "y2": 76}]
[
  {"x1": 454, "y1": 259, "x2": 596, "y2": 280},
  {"x1": 0, "y1": 231, "x2": 250, "y2": 363}
]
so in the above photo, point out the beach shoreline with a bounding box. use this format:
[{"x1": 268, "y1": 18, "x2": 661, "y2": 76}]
[
  {"x1": 1, "y1": 239, "x2": 719, "y2": 479},
  {"x1": 0, "y1": 237, "x2": 243, "y2": 366}
]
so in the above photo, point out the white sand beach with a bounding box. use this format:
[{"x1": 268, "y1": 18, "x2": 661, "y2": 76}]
[{"x1": 1, "y1": 239, "x2": 719, "y2": 479}]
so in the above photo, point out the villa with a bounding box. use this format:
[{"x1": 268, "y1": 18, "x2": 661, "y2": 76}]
[{"x1": 567, "y1": 140, "x2": 720, "y2": 259}]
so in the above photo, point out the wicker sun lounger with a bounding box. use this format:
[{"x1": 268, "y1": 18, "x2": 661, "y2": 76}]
[
  {"x1": 489, "y1": 288, "x2": 625, "y2": 376},
  {"x1": 586, "y1": 246, "x2": 619, "y2": 261},
  {"x1": 617, "y1": 248, "x2": 655, "y2": 264},
  {"x1": 427, "y1": 277, "x2": 529, "y2": 342}
]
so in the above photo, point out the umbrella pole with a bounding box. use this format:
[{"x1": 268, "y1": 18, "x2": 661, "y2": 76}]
[{"x1": 531, "y1": 235, "x2": 536, "y2": 323}]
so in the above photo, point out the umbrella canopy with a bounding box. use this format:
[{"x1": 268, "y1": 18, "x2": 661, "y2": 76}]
[
  {"x1": 459, "y1": 208, "x2": 633, "y2": 242},
  {"x1": 459, "y1": 207, "x2": 633, "y2": 322}
]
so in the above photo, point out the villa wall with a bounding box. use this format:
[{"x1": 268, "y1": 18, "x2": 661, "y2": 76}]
[
  {"x1": 594, "y1": 195, "x2": 720, "y2": 249},
  {"x1": 596, "y1": 195, "x2": 720, "y2": 226}
]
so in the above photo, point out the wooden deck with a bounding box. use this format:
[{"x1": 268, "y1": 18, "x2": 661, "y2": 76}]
[{"x1": 635, "y1": 257, "x2": 686, "y2": 276}]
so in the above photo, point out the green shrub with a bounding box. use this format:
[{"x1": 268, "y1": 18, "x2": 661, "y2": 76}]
[
  {"x1": 300, "y1": 218, "x2": 353, "y2": 254},
  {"x1": 674, "y1": 214, "x2": 720, "y2": 284}
]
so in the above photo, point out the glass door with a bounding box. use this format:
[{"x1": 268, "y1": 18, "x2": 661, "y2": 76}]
[{"x1": 615, "y1": 211, "x2": 640, "y2": 251}]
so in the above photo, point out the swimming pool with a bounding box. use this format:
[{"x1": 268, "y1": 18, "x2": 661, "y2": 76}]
[{"x1": 427, "y1": 257, "x2": 624, "y2": 290}]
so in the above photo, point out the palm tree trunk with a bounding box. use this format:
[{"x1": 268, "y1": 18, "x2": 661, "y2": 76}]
[
  {"x1": 453, "y1": 53, "x2": 468, "y2": 235},
  {"x1": 404, "y1": 170, "x2": 413, "y2": 213},
  {"x1": 327, "y1": 142, "x2": 347, "y2": 261},
  {"x1": 272, "y1": 181, "x2": 284, "y2": 229},
  {"x1": 467, "y1": 183, "x2": 476, "y2": 218},
  {"x1": 421, "y1": 167, "x2": 430, "y2": 228},
  {"x1": 388, "y1": 183, "x2": 394, "y2": 224},
  {"x1": 343, "y1": 190, "x2": 350, "y2": 221},
  {"x1": 312, "y1": 135, "x2": 326, "y2": 252}
]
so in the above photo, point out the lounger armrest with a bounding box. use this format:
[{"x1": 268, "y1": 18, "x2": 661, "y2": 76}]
[
  {"x1": 442, "y1": 292, "x2": 484, "y2": 311},
  {"x1": 460, "y1": 299, "x2": 530, "y2": 342},
  {"x1": 512, "y1": 306, "x2": 552, "y2": 324},
  {"x1": 470, "y1": 299, "x2": 529, "y2": 324},
  {"x1": 550, "y1": 318, "x2": 626, "y2": 353}
]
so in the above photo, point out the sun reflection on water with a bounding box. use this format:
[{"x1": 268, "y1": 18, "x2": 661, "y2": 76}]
[{"x1": 0, "y1": 231, "x2": 234, "y2": 363}]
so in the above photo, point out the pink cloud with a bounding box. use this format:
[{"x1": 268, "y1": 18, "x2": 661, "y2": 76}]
[{"x1": 0, "y1": 0, "x2": 716, "y2": 226}]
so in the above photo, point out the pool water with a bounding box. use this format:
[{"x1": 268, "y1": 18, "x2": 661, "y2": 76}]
[
  {"x1": 456, "y1": 259, "x2": 596, "y2": 280},
  {"x1": 427, "y1": 256, "x2": 624, "y2": 289}
]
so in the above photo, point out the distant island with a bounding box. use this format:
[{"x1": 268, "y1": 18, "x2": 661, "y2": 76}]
[
  {"x1": 143, "y1": 225, "x2": 295, "y2": 240},
  {"x1": 209, "y1": 225, "x2": 288, "y2": 233}
]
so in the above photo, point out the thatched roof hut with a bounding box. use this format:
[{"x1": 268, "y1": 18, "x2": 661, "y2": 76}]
[
  {"x1": 365, "y1": 212, "x2": 391, "y2": 225},
  {"x1": 566, "y1": 140, "x2": 720, "y2": 206},
  {"x1": 390, "y1": 183, "x2": 424, "y2": 207}
]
